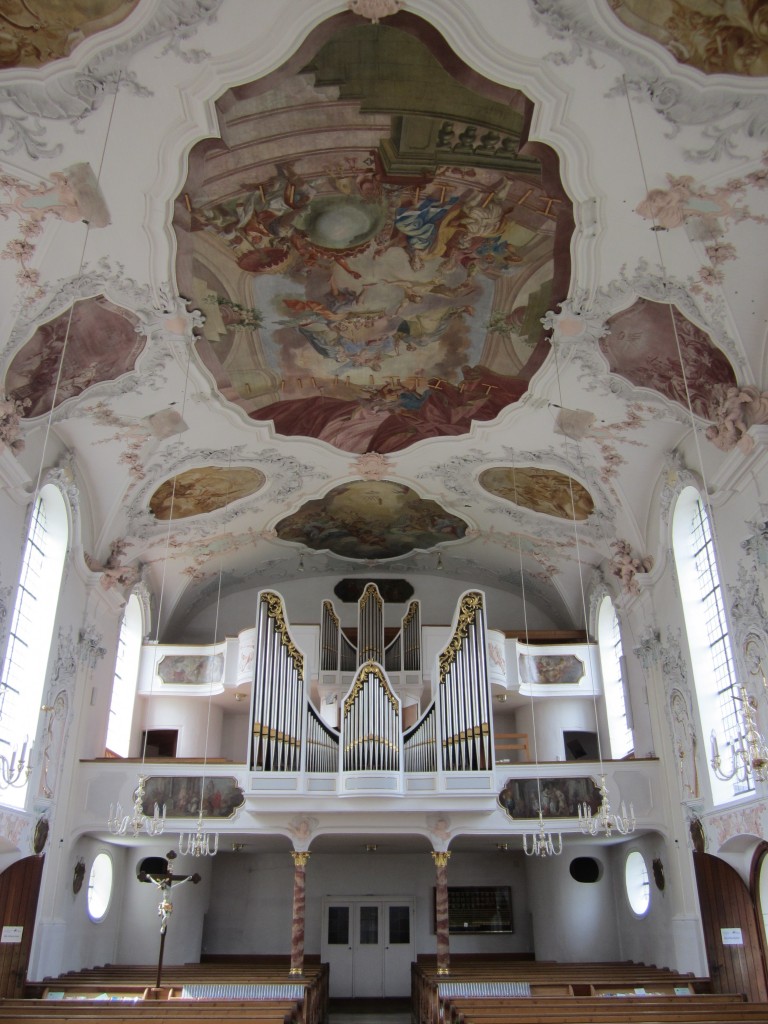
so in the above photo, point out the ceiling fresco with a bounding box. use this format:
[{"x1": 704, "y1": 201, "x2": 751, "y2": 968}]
[
  {"x1": 607, "y1": 1, "x2": 768, "y2": 77},
  {"x1": 0, "y1": 0, "x2": 767, "y2": 639},
  {"x1": 599, "y1": 299, "x2": 737, "y2": 418},
  {"x1": 0, "y1": 0, "x2": 142, "y2": 69},
  {"x1": 175, "y1": 22, "x2": 572, "y2": 455},
  {"x1": 274, "y1": 480, "x2": 468, "y2": 561},
  {"x1": 5, "y1": 296, "x2": 143, "y2": 418},
  {"x1": 478, "y1": 467, "x2": 595, "y2": 521},
  {"x1": 149, "y1": 467, "x2": 267, "y2": 520}
]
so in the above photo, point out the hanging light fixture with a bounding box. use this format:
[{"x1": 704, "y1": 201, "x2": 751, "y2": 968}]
[
  {"x1": 511, "y1": 463, "x2": 563, "y2": 857},
  {"x1": 0, "y1": 736, "x2": 31, "y2": 789},
  {"x1": 523, "y1": 809, "x2": 563, "y2": 857},
  {"x1": 178, "y1": 810, "x2": 219, "y2": 857},
  {"x1": 711, "y1": 685, "x2": 768, "y2": 784},
  {"x1": 108, "y1": 774, "x2": 166, "y2": 837},
  {"x1": 578, "y1": 774, "x2": 635, "y2": 837}
]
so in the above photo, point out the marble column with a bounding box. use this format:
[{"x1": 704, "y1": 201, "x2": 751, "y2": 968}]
[
  {"x1": 432, "y1": 850, "x2": 451, "y2": 975},
  {"x1": 289, "y1": 851, "x2": 310, "y2": 975}
]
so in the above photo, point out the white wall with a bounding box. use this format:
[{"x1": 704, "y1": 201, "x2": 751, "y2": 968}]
[
  {"x1": 139, "y1": 696, "x2": 223, "y2": 758},
  {"x1": 202, "y1": 849, "x2": 532, "y2": 957},
  {"x1": 515, "y1": 700, "x2": 597, "y2": 762},
  {"x1": 610, "y1": 834, "x2": 678, "y2": 972},
  {"x1": 526, "y1": 845, "x2": 619, "y2": 961}
]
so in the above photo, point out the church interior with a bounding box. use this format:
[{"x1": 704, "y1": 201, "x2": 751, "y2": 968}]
[{"x1": 1, "y1": 0, "x2": 768, "y2": 1017}]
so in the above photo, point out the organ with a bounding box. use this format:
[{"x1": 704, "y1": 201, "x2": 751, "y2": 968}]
[{"x1": 249, "y1": 583, "x2": 492, "y2": 782}]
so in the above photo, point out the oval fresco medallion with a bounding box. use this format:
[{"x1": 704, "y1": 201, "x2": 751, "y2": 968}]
[
  {"x1": 275, "y1": 480, "x2": 468, "y2": 560},
  {"x1": 175, "y1": 21, "x2": 572, "y2": 455},
  {"x1": 479, "y1": 466, "x2": 594, "y2": 521},
  {"x1": 149, "y1": 467, "x2": 266, "y2": 520}
]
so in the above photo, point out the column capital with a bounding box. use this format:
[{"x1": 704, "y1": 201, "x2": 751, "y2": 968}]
[
  {"x1": 431, "y1": 850, "x2": 451, "y2": 867},
  {"x1": 291, "y1": 850, "x2": 311, "y2": 867}
]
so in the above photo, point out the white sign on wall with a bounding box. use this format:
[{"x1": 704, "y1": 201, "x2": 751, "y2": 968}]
[
  {"x1": 1, "y1": 925, "x2": 23, "y2": 944},
  {"x1": 721, "y1": 927, "x2": 743, "y2": 946}
]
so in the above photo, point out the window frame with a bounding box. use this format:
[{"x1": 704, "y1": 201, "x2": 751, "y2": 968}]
[{"x1": 0, "y1": 485, "x2": 68, "y2": 808}]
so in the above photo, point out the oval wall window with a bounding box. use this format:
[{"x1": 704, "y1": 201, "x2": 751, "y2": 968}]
[
  {"x1": 87, "y1": 852, "x2": 113, "y2": 922},
  {"x1": 625, "y1": 850, "x2": 650, "y2": 916}
]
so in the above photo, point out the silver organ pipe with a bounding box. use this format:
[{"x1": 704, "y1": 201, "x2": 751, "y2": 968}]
[
  {"x1": 340, "y1": 632, "x2": 357, "y2": 671},
  {"x1": 342, "y1": 661, "x2": 401, "y2": 772},
  {"x1": 252, "y1": 592, "x2": 305, "y2": 772},
  {"x1": 437, "y1": 591, "x2": 491, "y2": 771},
  {"x1": 321, "y1": 600, "x2": 340, "y2": 671},
  {"x1": 358, "y1": 583, "x2": 384, "y2": 666},
  {"x1": 402, "y1": 601, "x2": 421, "y2": 672},
  {"x1": 403, "y1": 702, "x2": 436, "y2": 772},
  {"x1": 384, "y1": 631, "x2": 401, "y2": 673},
  {"x1": 306, "y1": 704, "x2": 339, "y2": 773}
]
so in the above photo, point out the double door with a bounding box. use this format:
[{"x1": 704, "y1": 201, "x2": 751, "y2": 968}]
[{"x1": 321, "y1": 898, "x2": 414, "y2": 997}]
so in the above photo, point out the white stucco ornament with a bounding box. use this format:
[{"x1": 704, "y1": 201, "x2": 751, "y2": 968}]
[{"x1": 348, "y1": 0, "x2": 403, "y2": 24}]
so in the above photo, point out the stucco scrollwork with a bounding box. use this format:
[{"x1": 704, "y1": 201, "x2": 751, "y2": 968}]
[{"x1": 0, "y1": 0, "x2": 224, "y2": 159}]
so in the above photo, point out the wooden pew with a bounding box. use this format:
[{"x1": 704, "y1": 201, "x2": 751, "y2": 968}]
[
  {"x1": 24, "y1": 956, "x2": 328, "y2": 1024},
  {"x1": 412, "y1": 956, "x2": 714, "y2": 1024}
]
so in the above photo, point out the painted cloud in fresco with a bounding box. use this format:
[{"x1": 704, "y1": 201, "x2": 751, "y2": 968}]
[
  {"x1": 275, "y1": 480, "x2": 468, "y2": 560},
  {"x1": 149, "y1": 467, "x2": 266, "y2": 520},
  {"x1": 175, "y1": 22, "x2": 573, "y2": 455},
  {"x1": 479, "y1": 466, "x2": 594, "y2": 520},
  {"x1": 5, "y1": 296, "x2": 143, "y2": 418}
]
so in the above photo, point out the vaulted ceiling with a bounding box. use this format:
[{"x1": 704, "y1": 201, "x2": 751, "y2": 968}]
[{"x1": 0, "y1": 0, "x2": 766, "y2": 640}]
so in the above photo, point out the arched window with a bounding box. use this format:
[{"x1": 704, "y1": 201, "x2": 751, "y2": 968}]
[
  {"x1": 106, "y1": 593, "x2": 143, "y2": 758},
  {"x1": 673, "y1": 486, "x2": 746, "y2": 802},
  {"x1": 597, "y1": 595, "x2": 633, "y2": 759},
  {"x1": 0, "y1": 485, "x2": 68, "y2": 808}
]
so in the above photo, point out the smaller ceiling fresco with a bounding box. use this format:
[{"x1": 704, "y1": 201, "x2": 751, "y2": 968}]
[
  {"x1": 5, "y1": 296, "x2": 143, "y2": 418},
  {"x1": 0, "y1": 0, "x2": 141, "y2": 69},
  {"x1": 479, "y1": 466, "x2": 594, "y2": 520},
  {"x1": 149, "y1": 467, "x2": 266, "y2": 520},
  {"x1": 608, "y1": 0, "x2": 768, "y2": 77},
  {"x1": 600, "y1": 298, "x2": 737, "y2": 418},
  {"x1": 275, "y1": 480, "x2": 468, "y2": 560}
]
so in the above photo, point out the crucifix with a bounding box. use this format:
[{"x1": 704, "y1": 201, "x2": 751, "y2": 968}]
[{"x1": 138, "y1": 850, "x2": 201, "y2": 991}]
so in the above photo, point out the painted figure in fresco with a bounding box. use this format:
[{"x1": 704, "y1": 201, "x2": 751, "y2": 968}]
[{"x1": 635, "y1": 172, "x2": 768, "y2": 239}]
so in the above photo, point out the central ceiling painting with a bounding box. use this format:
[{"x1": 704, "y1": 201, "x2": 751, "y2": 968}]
[{"x1": 175, "y1": 18, "x2": 572, "y2": 454}]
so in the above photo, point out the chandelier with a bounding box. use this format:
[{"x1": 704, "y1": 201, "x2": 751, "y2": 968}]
[
  {"x1": 179, "y1": 812, "x2": 219, "y2": 857},
  {"x1": 578, "y1": 774, "x2": 635, "y2": 837},
  {"x1": 523, "y1": 811, "x2": 563, "y2": 857},
  {"x1": 108, "y1": 775, "x2": 166, "y2": 837},
  {"x1": 0, "y1": 737, "x2": 31, "y2": 789},
  {"x1": 711, "y1": 685, "x2": 768, "y2": 784}
]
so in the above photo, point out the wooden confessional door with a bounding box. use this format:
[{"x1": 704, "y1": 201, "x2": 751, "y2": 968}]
[
  {"x1": 693, "y1": 851, "x2": 768, "y2": 1001},
  {"x1": 0, "y1": 855, "x2": 44, "y2": 998},
  {"x1": 322, "y1": 898, "x2": 414, "y2": 998}
]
